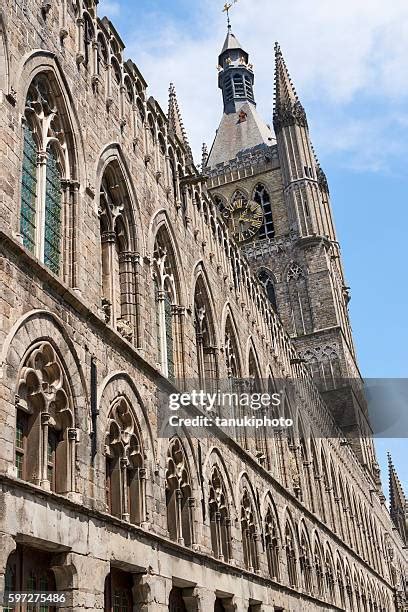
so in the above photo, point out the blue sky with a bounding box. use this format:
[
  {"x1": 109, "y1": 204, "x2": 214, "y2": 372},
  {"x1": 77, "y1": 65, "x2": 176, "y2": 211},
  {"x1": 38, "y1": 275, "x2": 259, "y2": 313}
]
[{"x1": 100, "y1": 0, "x2": 408, "y2": 498}]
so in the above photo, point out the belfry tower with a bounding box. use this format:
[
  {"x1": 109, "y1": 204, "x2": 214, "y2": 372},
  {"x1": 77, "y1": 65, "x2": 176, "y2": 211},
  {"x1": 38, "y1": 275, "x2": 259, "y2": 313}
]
[{"x1": 205, "y1": 30, "x2": 380, "y2": 481}]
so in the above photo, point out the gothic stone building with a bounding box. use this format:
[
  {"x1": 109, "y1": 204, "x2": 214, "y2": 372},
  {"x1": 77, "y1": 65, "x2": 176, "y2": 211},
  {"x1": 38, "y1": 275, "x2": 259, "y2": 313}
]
[{"x1": 0, "y1": 1, "x2": 407, "y2": 611}]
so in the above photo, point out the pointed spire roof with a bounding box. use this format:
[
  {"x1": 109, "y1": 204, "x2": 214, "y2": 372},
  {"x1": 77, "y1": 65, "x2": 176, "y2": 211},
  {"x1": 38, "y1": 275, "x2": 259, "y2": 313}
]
[
  {"x1": 388, "y1": 453, "x2": 407, "y2": 513},
  {"x1": 388, "y1": 453, "x2": 408, "y2": 544},
  {"x1": 274, "y1": 42, "x2": 299, "y2": 107},
  {"x1": 168, "y1": 83, "x2": 193, "y2": 164},
  {"x1": 221, "y1": 28, "x2": 243, "y2": 55},
  {"x1": 273, "y1": 42, "x2": 308, "y2": 133}
]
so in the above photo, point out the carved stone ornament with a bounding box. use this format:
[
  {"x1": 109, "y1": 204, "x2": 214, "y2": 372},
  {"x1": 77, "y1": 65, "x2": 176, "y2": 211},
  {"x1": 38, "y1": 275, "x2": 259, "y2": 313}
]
[{"x1": 273, "y1": 100, "x2": 308, "y2": 133}]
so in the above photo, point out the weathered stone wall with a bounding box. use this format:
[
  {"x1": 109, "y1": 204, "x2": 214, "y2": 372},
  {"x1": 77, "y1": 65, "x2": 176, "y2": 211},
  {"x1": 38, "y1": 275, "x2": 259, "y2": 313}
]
[{"x1": 0, "y1": 0, "x2": 406, "y2": 610}]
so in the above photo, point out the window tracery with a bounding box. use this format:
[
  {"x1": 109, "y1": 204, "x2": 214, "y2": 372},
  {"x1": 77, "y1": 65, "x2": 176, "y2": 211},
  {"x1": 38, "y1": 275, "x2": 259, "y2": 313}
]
[
  {"x1": 253, "y1": 184, "x2": 274, "y2": 239},
  {"x1": 15, "y1": 342, "x2": 76, "y2": 494},
  {"x1": 99, "y1": 162, "x2": 136, "y2": 342},
  {"x1": 208, "y1": 466, "x2": 231, "y2": 561},
  {"x1": 165, "y1": 438, "x2": 194, "y2": 547},
  {"x1": 153, "y1": 228, "x2": 179, "y2": 380},
  {"x1": 240, "y1": 488, "x2": 259, "y2": 572},
  {"x1": 105, "y1": 397, "x2": 145, "y2": 524},
  {"x1": 20, "y1": 75, "x2": 69, "y2": 275},
  {"x1": 265, "y1": 506, "x2": 280, "y2": 580}
]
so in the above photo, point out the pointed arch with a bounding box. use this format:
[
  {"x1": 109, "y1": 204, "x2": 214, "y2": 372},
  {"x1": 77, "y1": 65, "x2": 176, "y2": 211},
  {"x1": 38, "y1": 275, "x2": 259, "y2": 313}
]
[
  {"x1": 193, "y1": 268, "x2": 219, "y2": 389},
  {"x1": 19, "y1": 69, "x2": 79, "y2": 277},
  {"x1": 298, "y1": 520, "x2": 313, "y2": 593},
  {"x1": 165, "y1": 436, "x2": 195, "y2": 547},
  {"x1": 238, "y1": 474, "x2": 260, "y2": 572},
  {"x1": 97, "y1": 150, "x2": 140, "y2": 342},
  {"x1": 312, "y1": 532, "x2": 325, "y2": 598},
  {"x1": 253, "y1": 183, "x2": 275, "y2": 239},
  {"x1": 284, "y1": 511, "x2": 298, "y2": 588},
  {"x1": 285, "y1": 261, "x2": 313, "y2": 336},
  {"x1": 257, "y1": 266, "x2": 277, "y2": 310},
  {"x1": 262, "y1": 492, "x2": 281, "y2": 581},
  {"x1": 207, "y1": 460, "x2": 232, "y2": 562}
]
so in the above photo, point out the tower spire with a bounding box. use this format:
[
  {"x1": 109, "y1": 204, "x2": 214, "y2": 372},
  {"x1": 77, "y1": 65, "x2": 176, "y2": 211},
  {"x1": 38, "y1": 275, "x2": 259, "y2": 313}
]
[
  {"x1": 168, "y1": 83, "x2": 193, "y2": 164},
  {"x1": 388, "y1": 453, "x2": 408, "y2": 544},
  {"x1": 273, "y1": 42, "x2": 307, "y2": 133}
]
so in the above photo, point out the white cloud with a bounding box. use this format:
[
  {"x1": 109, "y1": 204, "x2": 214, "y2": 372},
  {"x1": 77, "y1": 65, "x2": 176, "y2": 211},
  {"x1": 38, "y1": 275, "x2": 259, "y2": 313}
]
[
  {"x1": 99, "y1": 0, "x2": 121, "y2": 17},
  {"x1": 100, "y1": 0, "x2": 408, "y2": 172}
]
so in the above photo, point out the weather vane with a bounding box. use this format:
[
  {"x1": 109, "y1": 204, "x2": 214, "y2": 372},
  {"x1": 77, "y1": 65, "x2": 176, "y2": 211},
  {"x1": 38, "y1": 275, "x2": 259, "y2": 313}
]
[{"x1": 222, "y1": 0, "x2": 238, "y2": 28}]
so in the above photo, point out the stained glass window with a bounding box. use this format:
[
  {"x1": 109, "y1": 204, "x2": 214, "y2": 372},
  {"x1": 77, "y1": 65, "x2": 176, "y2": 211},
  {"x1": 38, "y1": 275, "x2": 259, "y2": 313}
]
[
  {"x1": 20, "y1": 122, "x2": 38, "y2": 253},
  {"x1": 44, "y1": 146, "x2": 62, "y2": 274},
  {"x1": 165, "y1": 291, "x2": 174, "y2": 380}
]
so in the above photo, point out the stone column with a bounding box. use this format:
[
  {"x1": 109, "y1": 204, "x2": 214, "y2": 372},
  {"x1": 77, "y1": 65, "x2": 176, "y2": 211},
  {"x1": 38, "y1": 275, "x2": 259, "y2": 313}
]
[
  {"x1": 182, "y1": 587, "x2": 216, "y2": 611},
  {"x1": 0, "y1": 533, "x2": 16, "y2": 595},
  {"x1": 54, "y1": 553, "x2": 109, "y2": 612},
  {"x1": 133, "y1": 573, "x2": 172, "y2": 612}
]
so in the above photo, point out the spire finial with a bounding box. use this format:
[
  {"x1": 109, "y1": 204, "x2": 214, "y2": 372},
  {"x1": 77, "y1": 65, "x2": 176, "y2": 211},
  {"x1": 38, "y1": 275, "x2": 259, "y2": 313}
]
[{"x1": 222, "y1": 1, "x2": 238, "y2": 30}]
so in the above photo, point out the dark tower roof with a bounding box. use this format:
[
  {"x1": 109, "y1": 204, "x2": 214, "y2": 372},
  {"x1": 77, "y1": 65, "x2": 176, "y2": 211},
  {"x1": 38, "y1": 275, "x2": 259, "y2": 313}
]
[
  {"x1": 207, "y1": 28, "x2": 275, "y2": 168},
  {"x1": 220, "y1": 29, "x2": 243, "y2": 55}
]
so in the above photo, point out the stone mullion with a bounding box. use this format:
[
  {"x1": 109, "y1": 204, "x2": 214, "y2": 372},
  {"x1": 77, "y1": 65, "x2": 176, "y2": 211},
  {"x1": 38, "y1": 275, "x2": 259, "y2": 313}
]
[
  {"x1": 70, "y1": 181, "x2": 80, "y2": 290},
  {"x1": 76, "y1": 18, "x2": 85, "y2": 64},
  {"x1": 36, "y1": 150, "x2": 48, "y2": 263},
  {"x1": 40, "y1": 411, "x2": 51, "y2": 490},
  {"x1": 173, "y1": 306, "x2": 186, "y2": 383},
  {"x1": 121, "y1": 458, "x2": 129, "y2": 522},
  {"x1": 139, "y1": 467, "x2": 148, "y2": 527},
  {"x1": 175, "y1": 488, "x2": 184, "y2": 545},
  {"x1": 60, "y1": 180, "x2": 71, "y2": 284},
  {"x1": 196, "y1": 333, "x2": 205, "y2": 388},
  {"x1": 118, "y1": 251, "x2": 136, "y2": 338},
  {"x1": 187, "y1": 497, "x2": 196, "y2": 549},
  {"x1": 101, "y1": 231, "x2": 116, "y2": 324},
  {"x1": 67, "y1": 427, "x2": 77, "y2": 493}
]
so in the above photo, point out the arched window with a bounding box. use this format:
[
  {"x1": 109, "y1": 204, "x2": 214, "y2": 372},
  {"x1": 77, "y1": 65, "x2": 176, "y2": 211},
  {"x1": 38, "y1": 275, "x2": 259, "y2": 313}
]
[
  {"x1": 286, "y1": 263, "x2": 313, "y2": 336},
  {"x1": 105, "y1": 397, "x2": 145, "y2": 524},
  {"x1": 248, "y1": 348, "x2": 268, "y2": 466},
  {"x1": 253, "y1": 184, "x2": 274, "y2": 239},
  {"x1": 104, "y1": 567, "x2": 133, "y2": 612},
  {"x1": 337, "y1": 558, "x2": 346, "y2": 608},
  {"x1": 224, "y1": 316, "x2": 244, "y2": 446},
  {"x1": 299, "y1": 528, "x2": 313, "y2": 594},
  {"x1": 5, "y1": 546, "x2": 57, "y2": 612},
  {"x1": 208, "y1": 466, "x2": 231, "y2": 561},
  {"x1": 194, "y1": 277, "x2": 217, "y2": 391},
  {"x1": 83, "y1": 13, "x2": 94, "y2": 67},
  {"x1": 165, "y1": 438, "x2": 194, "y2": 547},
  {"x1": 265, "y1": 506, "x2": 280, "y2": 580},
  {"x1": 285, "y1": 521, "x2": 298, "y2": 587},
  {"x1": 325, "y1": 548, "x2": 335, "y2": 602},
  {"x1": 314, "y1": 539, "x2": 325, "y2": 598},
  {"x1": 97, "y1": 33, "x2": 108, "y2": 75},
  {"x1": 153, "y1": 227, "x2": 179, "y2": 380},
  {"x1": 99, "y1": 161, "x2": 136, "y2": 341},
  {"x1": 15, "y1": 342, "x2": 75, "y2": 494},
  {"x1": 20, "y1": 75, "x2": 71, "y2": 275},
  {"x1": 111, "y1": 57, "x2": 121, "y2": 85},
  {"x1": 257, "y1": 268, "x2": 277, "y2": 310},
  {"x1": 240, "y1": 488, "x2": 259, "y2": 572}
]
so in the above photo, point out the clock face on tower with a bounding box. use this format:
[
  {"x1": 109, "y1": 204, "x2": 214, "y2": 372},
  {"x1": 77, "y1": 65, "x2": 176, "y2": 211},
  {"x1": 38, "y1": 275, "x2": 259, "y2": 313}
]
[{"x1": 223, "y1": 196, "x2": 264, "y2": 243}]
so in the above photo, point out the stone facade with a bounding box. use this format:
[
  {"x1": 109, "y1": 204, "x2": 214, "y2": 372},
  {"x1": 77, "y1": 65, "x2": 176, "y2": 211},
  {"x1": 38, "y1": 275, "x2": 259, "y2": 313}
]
[{"x1": 0, "y1": 1, "x2": 406, "y2": 611}]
